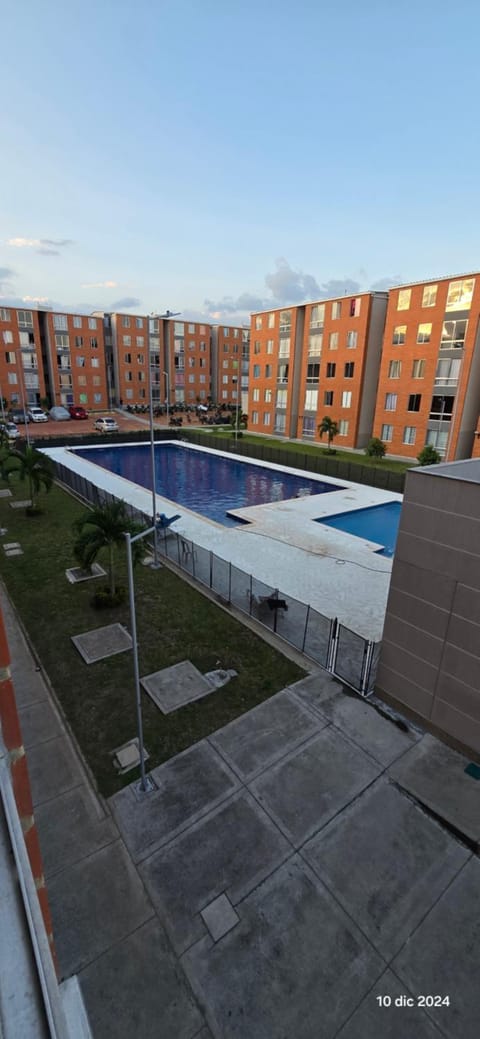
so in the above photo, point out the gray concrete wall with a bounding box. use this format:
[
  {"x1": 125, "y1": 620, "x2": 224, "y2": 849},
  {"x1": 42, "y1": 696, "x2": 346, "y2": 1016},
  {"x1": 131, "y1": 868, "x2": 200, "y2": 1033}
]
[
  {"x1": 377, "y1": 463, "x2": 480, "y2": 755},
  {"x1": 356, "y1": 293, "x2": 388, "y2": 448}
]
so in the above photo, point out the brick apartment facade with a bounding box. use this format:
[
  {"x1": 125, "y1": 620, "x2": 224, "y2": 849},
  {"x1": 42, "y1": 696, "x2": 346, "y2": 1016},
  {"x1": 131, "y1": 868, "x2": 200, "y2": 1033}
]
[
  {"x1": 249, "y1": 293, "x2": 388, "y2": 448},
  {"x1": 43, "y1": 309, "x2": 109, "y2": 410},
  {"x1": 0, "y1": 305, "x2": 47, "y2": 409},
  {"x1": 211, "y1": 325, "x2": 250, "y2": 409},
  {"x1": 372, "y1": 273, "x2": 480, "y2": 462}
]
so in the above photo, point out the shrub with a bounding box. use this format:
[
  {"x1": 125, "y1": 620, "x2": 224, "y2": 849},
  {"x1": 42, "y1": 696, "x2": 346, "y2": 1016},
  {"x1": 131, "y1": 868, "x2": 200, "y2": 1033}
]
[
  {"x1": 92, "y1": 585, "x2": 127, "y2": 609},
  {"x1": 365, "y1": 437, "x2": 386, "y2": 460},
  {"x1": 417, "y1": 444, "x2": 442, "y2": 466}
]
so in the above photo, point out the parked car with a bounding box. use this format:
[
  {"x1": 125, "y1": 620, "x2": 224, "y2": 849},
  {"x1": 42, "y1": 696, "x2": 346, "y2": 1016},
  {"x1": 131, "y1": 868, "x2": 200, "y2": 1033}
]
[
  {"x1": 94, "y1": 416, "x2": 119, "y2": 433},
  {"x1": 9, "y1": 409, "x2": 30, "y2": 424},
  {"x1": 0, "y1": 421, "x2": 20, "y2": 441},
  {"x1": 49, "y1": 406, "x2": 71, "y2": 421},
  {"x1": 68, "y1": 404, "x2": 88, "y2": 420},
  {"x1": 27, "y1": 406, "x2": 48, "y2": 423}
]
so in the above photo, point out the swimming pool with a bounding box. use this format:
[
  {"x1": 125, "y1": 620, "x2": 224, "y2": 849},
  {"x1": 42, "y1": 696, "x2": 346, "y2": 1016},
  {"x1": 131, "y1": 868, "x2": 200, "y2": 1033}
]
[
  {"x1": 73, "y1": 443, "x2": 343, "y2": 526},
  {"x1": 316, "y1": 501, "x2": 402, "y2": 557}
]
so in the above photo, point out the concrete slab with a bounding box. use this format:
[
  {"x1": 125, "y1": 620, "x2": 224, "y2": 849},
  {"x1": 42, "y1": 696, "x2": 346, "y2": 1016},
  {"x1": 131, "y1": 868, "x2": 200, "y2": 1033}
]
[
  {"x1": 112, "y1": 738, "x2": 149, "y2": 774},
  {"x1": 79, "y1": 917, "x2": 203, "y2": 1039},
  {"x1": 26, "y1": 736, "x2": 86, "y2": 806},
  {"x1": 3, "y1": 541, "x2": 20, "y2": 550},
  {"x1": 389, "y1": 734, "x2": 480, "y2": 845},
  {"x1": 335, "y1": 969, "x2": 445, "y2": 1038},
  {"x1": 110, "y1": 741, "x2": 240, "y2": 862},
  {"x1": 5, "y1": 547, "x2": 23, "y2": 556},
  {"x1": 47, "y1": 840, "x2": 154, "y2": 976},
  {"x1": 71, "y1": 623, "x2": 132, "y2": 664},
  {"x1": 201, "y1": 894, "x2": 239, "y2": 942},
  {"x1": 139, "y1": 790, "x2": 291, "y2": 953},
  {"x1": 65, "y1": 563, "x2": 106, "y2": 584},
  {"x1": 288, "y1": 671, "x2": 345, "y2": 716},
  {"x1": 303, "y1": 779, "x2": 470, "y2": 959},
  {"x1": 251, "y1": 728, "x2": 381, "y2": 847},
  {"x1": 210, "y1": 690, "x2": 326, "y2": 781},
  {"x1": 9, "y1": 499, "x2": 32, "y2": 508},
  {"x1": 313, "y1": 691, "x2": 422, "y2": 766},
  {"x1": 140, "y1": 660, "x2": 213, "y2": 714},
  {"x1": 34, "y1": 786, "x2": 118, "y2": 879},
  {"x1": 18, "y1": 700, "x2": 62, "y2": 748},
  {"x1": 393, "y1": 857, "x2": 480, "y2": 1039},
  {"x1": 0, "y1": 488, "x2": 12, "y2": 497},
  {"x1": 182, "y1": 857, "x2": 384, "y2": 1039}
]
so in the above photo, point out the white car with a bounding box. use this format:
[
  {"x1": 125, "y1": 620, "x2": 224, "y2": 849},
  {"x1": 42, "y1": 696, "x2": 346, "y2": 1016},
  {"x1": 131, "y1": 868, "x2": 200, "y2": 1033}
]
[
  {"x1": 94, "y1": 416, "x2": 119, "y2": 433},
  {"x1": 0, "y1": 421, "x2": 20, "y2": 441},
  {"x1": 28, "y1": 406, "x2": 48, "y2": 423}
]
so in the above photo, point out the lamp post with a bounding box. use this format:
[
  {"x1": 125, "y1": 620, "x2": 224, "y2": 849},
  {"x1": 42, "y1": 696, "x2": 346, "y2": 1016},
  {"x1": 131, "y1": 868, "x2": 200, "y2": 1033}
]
[
  {"x1": 16, "y1": 349, "x2": 30, "y2": 447},
  {"x1": 163, "y1": 371, "x2": 170, "y2": 424},
  {"x1": 147, "y1": 310, "x2": 179, "y2": 567},
  {"x1": 124, "y1": 525, "x2": 160, "y2": 794}
]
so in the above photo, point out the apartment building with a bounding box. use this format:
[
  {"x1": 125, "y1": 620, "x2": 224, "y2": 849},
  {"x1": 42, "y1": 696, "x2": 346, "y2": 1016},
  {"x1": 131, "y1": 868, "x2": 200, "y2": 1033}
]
[
  {"x1": 0, "y1": 305, "x2": 47, "y2": 409},
  {"x1": 43, "y1": 310, "x2": 109, "y2": 409},
  {"x1": 211, "y1": 325, "x2": 250, "y2": 409},
  {"x1": 249, "y1": 292, "x2": 388, "y2": 447},
  {"x1": 372, "y1": 273, "x2": 480, "y2": 461},
  {"x1": 165, "y1": 319, "x2": 212, "y2": 405},
  {"x1": 108, "y1": 312, "x2": 150, "y2": 406}
]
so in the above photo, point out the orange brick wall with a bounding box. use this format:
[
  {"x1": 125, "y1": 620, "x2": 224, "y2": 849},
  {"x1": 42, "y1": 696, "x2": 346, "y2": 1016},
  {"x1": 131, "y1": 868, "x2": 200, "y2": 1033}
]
[
  {"x1": 46, "y1": 311, "x2": 109, "y2": 410},
  {"x1": 112, "y1": 313, "x2": 149, "y2": 406},
  {"x1": 167, "y1": 320, "x2": 212, "y2": 404},
  {"x1": 216, "y1": 325, "x2": 245, "y2": 405},
  {"x1": 0, "y1": 306, "x2": 47, "y2": 408}
]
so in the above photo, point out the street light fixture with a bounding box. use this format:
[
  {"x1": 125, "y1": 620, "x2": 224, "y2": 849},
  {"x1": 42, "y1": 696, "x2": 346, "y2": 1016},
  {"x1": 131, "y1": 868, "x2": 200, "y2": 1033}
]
[{"x1": 147, "y1": 310, "x2": 180, "y2": 567}]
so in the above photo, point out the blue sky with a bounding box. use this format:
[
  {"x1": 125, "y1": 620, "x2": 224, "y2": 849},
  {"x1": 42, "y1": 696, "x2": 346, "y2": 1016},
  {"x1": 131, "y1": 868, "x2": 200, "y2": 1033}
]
[{"x1": 1, "y1": 0, "x2": 479, "y2": 320}]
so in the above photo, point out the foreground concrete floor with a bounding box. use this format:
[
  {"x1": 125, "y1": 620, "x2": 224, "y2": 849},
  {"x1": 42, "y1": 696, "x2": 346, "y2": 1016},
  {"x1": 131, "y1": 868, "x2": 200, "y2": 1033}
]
[{"x1": 3, "y1": 584, "x2": 480, "y2": 1038}]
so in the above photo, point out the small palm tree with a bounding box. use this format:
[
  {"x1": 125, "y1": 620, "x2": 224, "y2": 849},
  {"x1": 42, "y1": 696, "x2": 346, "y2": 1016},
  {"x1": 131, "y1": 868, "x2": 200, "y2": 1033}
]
[
  {"x1": 73, "y1": 500, "x2": 145, "y2": 598},
  {"x1": 318, "y1": 416, "x2": 339, "y2": 453},
  {"x1": 8, "y1": 445, "x2": 54, "y2": 510}
]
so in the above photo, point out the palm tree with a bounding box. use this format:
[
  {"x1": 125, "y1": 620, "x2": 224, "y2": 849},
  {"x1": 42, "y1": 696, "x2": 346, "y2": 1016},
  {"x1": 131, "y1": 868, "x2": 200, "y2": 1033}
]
[
  {"x1": 318, "y1": 416, "x2": 339, "y2": 453},
  {"x1": 73, "y1": 500, "x2": 145, "y2": 597},
  {"x1": 8, "y1": 445, "x2": 54, "y2": 509}
]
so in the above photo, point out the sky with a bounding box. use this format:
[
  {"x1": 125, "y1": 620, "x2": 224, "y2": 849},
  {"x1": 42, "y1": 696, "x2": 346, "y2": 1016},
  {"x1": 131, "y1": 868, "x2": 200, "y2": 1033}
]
[{"x1": 1, "y1": 0, "x2": 480, "y2": 322}]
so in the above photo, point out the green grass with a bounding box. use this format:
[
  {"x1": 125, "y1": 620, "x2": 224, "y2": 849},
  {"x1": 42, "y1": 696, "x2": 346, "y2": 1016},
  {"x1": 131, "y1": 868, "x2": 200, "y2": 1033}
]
[
  {"x1": 188, "y1": 427, "x2": 413, "y2": 474},
  {"x1": 0, "y1": 480, "x2": 304, "y2": 796}
]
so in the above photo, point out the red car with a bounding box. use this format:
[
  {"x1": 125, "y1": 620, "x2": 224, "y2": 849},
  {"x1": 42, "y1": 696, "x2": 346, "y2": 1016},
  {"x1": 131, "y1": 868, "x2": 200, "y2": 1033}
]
[{"x1": 69, "y1": 405, "x2": 88, "y2": 420}]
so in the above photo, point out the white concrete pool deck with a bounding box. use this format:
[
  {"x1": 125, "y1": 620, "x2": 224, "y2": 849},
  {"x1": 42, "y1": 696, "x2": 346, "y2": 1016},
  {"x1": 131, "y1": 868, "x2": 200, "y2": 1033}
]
[{"x1": 45, "y1": 441, "x2": 401, "y2": 641}]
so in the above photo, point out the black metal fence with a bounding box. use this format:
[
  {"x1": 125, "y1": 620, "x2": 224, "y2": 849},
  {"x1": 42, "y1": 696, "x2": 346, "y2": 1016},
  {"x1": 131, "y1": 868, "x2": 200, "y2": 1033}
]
[{"x1": 54, "y1": 461, "x2": 381, "y2": 696}]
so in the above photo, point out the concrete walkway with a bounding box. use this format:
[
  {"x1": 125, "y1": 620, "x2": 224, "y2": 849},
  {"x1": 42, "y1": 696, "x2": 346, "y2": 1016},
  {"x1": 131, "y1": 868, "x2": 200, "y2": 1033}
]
[{"x1": 3, "y1": 585, "x2": 479, "y2": 1038}]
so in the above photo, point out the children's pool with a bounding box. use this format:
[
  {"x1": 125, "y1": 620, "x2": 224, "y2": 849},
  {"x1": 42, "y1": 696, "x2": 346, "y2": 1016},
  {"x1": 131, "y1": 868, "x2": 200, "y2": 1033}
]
[{"x1": 316, "y1": 501, "x2": 402, "y2": 556}]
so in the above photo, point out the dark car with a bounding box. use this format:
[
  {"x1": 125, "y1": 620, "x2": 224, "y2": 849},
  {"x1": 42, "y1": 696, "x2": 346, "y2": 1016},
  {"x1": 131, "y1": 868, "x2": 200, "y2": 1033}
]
[
  {"x1": 9, "y1": 408, "x2": 30, "y2": 424},
  {"x1": 69, "y1": 405, "x2": 88, "y2": 420}
]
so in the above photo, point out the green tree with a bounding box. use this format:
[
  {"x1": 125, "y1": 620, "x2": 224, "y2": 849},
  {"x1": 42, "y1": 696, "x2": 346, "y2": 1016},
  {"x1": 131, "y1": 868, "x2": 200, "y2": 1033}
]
[
  {"x1": 8, "y1": 445, "x2": 54, "y2": 510},
  {"x1": 73, "y1": 500, "x2": 145, "y2": 598},
  {"x1": 318, "y1": 416, "x2": 339, "y2": 453},
  {"x1": 417, "y1": 444, "x2": 442, "y2": 466},
  {"x1": 365, "y1": 437, "x2": 386, "y2": 460}
]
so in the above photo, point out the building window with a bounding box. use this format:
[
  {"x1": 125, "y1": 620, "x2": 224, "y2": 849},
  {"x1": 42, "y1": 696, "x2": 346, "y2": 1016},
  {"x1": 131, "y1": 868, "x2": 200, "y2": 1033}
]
[
  {"x1": 125, "y1": 372, "x2": 132, "y2": 382},
  {"x1": 278, "y1": 337, "x2": 290, "y2": 358},
  {"x1": 381, "y1": 424, "x2": 393, "y2": 442},
  {"x1": 339, "y1": 419, "x2": 349, "y2": 436},
  {"x1": 199, "y1": 357, "x2": 206, "y2": 368},
  {"x1": 199, "y1": 325, "x2": 206, "y2": 335},
  {"x1": 52, "y1": 314, "x2": 67, "y2": 331},
  {"x1": 17, "y1": 310, "x2": 33, "y2": 328},
  {"x1": 93, "y1": 393, "x2": 102, "y2": 404},
  {"x1": 341, "y1": 391, "x2": 352, "y2": 408},
  {"x1": 5, "y1": 351, "x2": 15, "y2": 363},
  {"x1": 124, "y1": 352, "x2": 132, "y2": 363},
  {"x1": 3, "y1": 331, "x2": 13, "y2": 344},
  {"x1": 255, "y1": 316, "x2": 262, "y2": 330},
  {"x1": 308, "y1": 333, "x2": 323, "y2": 355},
  {"x1": 122, "y1": 316, "x2": 130, "y2": 327},
  {"x1": 137, "y1": 354, "x2": 144, "y2": 365},
  {"x1": 304, "y1": 389, "x2": 318, "y2": 411},
  {"x1": 263, "y1": 412, "x2": 271, "y2": 425},
  {"x1": 136, "y1": 317, "x2": 143, "y2": 329},
  {"x1": 426, "y1": 429, "x2": 448, "y2": 456},
  {"x1": 199, "y1": 375, "x2": 206, "y2": 384},
  {"x1": 388, "y1": 360, "x2": 402, "y2": 378},
  {"x1": 435, "y1": 358, "x2": 461, "y2": 385},
  {"x1": 136, "y1": 336, "x2": 144, "y2": 347},
  {"x1": 254, "y1": 341, "x2": 261, "y2": 354},
  {"x1": 385, "y1": 393, "x2": 397, "y2": 411},
  {"x1": 277, "y1": 363, "x2": 289, "y2": 383},
  {"x1": 55, "y1": 334, "x2": 69, "y2": 348},
  {"x1": 77, "y1": 376, "x2": 87, "y2": 386},
  {"x1": 310, "y1": 304, "x2": 325, "y2": 328},
  {"x1": 253, "y1": 365, "x2": 260, "y2": 378},
  {"x1": 74, "y1": 336, "x2": 83, "y2": 348},
  {"x1": 264, "y1": 388, "x2": 272, "y2": 402},
  {"x1": 397, "y1": 289, "x2": 411, "y2": 310},
  {"x1": 350, "y1": 298, "x2": 361, "y2": 317},
  {"x1": 417, "y1": 323, "x2": 432, "y2": 344},
  {"x1": 174, "y1": 322, "x2": 184, "y2": 335},
  {"x1": 326, "y1": 362, "x2": 336, "y2": 377},
  {"x1": 233, "y1": 328, "x2": 239, "y2": 338},
  {"x1": 324, "y1": 391, "x2": 334, "y2": 406},
  {"x1": 91, "y1": 358, "x2": 99, "y2": 368},
  {"x1": 446, "y1": 278, "x2": 474, "y2": 311},
  {"x1": 422, "y1": 284, "x2": 438, "y2": 307},
  {"x1": 412, "y1": 359, "x2": 425, "y2": 378},
  {"x1": 266, "y1": 339, "x2": 274, "y2": 353},
  {"x1": 0, "y1": 308, "x2": 11, "y2": 321},
  {"x1": 189, "y1": 357, "x2": 195, "y2": 368},
  {"x1": 222, "y1": 327, "x2": 230, "y2": 337},
  {"x1": 346, "y1": 330, "x2": 357, "y2": 349},
  {"x1": 302, "y1": 416, "x2": 315, "y2": 437},
  {"x1": 344, "y1": 362, "x2": 354, "y2": 378},
  {"x1": 392, "y1": 325, "x2": 406, "y2": 345},
  {"x1": 407, "y1": 394, "x2": 422, "y2": 412},
  {"x1": 279, "y1": 310, "x2": 291, "y2": 332},
  {"x1": 7, "y1": 372, "x2": 18, "y2": 384},
  {"x1": 276, "y1": 389, "x2": 287, "y2": 408},
  {"x1": 306, "y1": 362, "x2": 320, "y2": 382},
  {"x1": 274, "y1": 413, "x2": 286, "y2": 433},
  {"x1": 72, "y1": 316, "x2": 82, "y2": 328},
  {"x1": 190, "y1": 341, "x2": 197, "y2": 351},
  {"x1": 123, "y1": 335, "x2": 131, "y2": 346},
  {"x1": 88, "y1": 317, "x2": 97, "y2": 330},
  {"x1": 76, "y1": 356, "x2": 85, "y2": 367},
  {"x1": 265, "y1": 364, "x2": 272, "y2": 377},
  {"x1": 93, "y1": 376, "x2": 101, "y2": 386},
  {"x1": 222, "y1": 359, "x2": 228, "y2": 368},
  {"x1": 125, "y1": 389, "x2": 133, "y2": 399},
  {"x1": 189, "y1": 375, "x2": 195, "y2": 384},
  {"x1": 268, "y1": 313, "x2": 275, "y2": 328},
  {"x1": 331, "y1": 301, "x2": 342, "y2": 319},
  {"x1": 20, "y1": 330, "x2": 35, "y2": 346},
  {"x1": 252, "y1": 388, "x2": 260, "y2": 402},
  {"x1": 90, "y1": 338, "x2": 98, "y2": 349},
  {"x1": 440, "y1": 319, "x2": 467, "y2": 349},
  {"x1": 329, "y1": 332, "x2": 338, "y2": 350},
  {"x1": 252, "y1": 411, "x2": 259, "y2": 424},
  {"x1": 403, "y1": 426, "x2": 417, "y2": 445}
]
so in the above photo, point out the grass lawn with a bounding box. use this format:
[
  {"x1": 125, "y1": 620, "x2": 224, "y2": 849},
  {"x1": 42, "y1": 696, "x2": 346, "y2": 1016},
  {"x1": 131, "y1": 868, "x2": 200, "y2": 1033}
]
[
  {"x1": 0, "y1": 479, "x2": 305, "y2": 797},
  {"x1": 188, "y1": 428, "x2": 413, "y2": 474}
]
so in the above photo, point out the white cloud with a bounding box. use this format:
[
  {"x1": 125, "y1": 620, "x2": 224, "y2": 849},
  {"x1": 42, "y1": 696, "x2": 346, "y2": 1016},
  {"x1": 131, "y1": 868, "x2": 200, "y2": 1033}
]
[
  {"x1": 6, "y1": 237, "x2": 73, "y2": 256},
  {"x1": 23, "y1": 295, "x2": 50, "y2": 303},
  {"x1": 81, "y1": 280, "x2": 117, "y2": 288}
]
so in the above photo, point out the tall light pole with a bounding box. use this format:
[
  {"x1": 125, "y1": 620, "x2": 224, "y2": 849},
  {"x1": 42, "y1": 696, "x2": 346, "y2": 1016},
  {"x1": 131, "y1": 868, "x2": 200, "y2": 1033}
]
[
  {"x1": 163, "y1": 371, "x2": 170, "y2": 424},
  {"x1": 147, "y1": 310, "x2": 180, "y2": 567},
  {"x1": 15, "y1": 349, "x2": 30, "y2": 447},
  {"x1": 124, "y1": 525, "x2": 159, "y2": 794}
]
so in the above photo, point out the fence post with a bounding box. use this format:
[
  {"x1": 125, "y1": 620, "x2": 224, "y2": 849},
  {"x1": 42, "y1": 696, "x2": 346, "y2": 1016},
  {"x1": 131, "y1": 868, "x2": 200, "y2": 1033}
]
[
  {"x1": 327, "y1": 617, "x2": 339, "y2": 673},
  {"x1": 360, "y1": 640, "x2": 375, "y2": 695},
  {"x1": 301, "y1": 604, "x2": 310, "y2": 653}
]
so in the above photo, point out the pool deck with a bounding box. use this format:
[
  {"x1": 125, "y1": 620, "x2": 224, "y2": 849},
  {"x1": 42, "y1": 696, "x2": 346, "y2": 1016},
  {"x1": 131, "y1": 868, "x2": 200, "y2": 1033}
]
[{"x1": 45, "y1": 441, "x2": 401, "y2": 641}]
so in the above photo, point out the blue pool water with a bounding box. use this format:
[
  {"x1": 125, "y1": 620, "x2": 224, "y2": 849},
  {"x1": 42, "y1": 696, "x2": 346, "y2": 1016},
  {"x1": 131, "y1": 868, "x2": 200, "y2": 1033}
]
[
  {"x1": 316, "y1": 501, "x2": 402, "y2": 557},
  {"x1": 73, "y1": 443, "x2": 343, "y2": 526}
]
